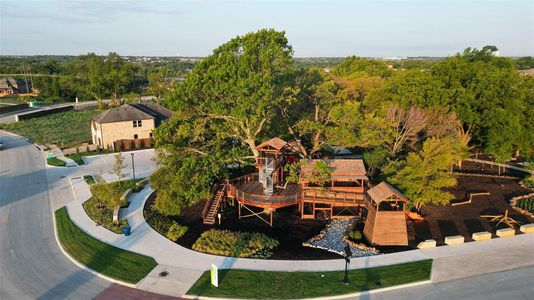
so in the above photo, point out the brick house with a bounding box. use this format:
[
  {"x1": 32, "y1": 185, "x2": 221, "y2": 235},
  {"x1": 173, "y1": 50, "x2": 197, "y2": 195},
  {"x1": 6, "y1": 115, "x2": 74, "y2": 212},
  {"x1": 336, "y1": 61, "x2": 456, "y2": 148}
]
[{"x1": 91, "y1": 103, "x2": 172, "y2": 150}]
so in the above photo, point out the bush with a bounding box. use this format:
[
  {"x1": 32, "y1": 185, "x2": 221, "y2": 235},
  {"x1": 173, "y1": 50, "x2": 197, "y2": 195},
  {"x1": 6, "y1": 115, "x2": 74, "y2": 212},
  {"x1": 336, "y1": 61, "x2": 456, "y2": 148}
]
[
  {"x1": 348, "y1": 230, "x2": 362, "y2": 241},
  {"x1": 167, "y1": 223, "x2": 188, "y2": 241},
  {"x1": 516, "y1": 197, "x2": 534, "y2": 213},
  {"x1": 522, "y1": 176, "x2": 534, "y2": 189},
  {"x1": 192, "y1": 229, "x2": 279, "y2": 258},
  {"x1": 145, "y1": 209, "x2": 188, "y2": 241},
  {"x1": 82, "y1": 196, "x2": 128, "y2": 233}
]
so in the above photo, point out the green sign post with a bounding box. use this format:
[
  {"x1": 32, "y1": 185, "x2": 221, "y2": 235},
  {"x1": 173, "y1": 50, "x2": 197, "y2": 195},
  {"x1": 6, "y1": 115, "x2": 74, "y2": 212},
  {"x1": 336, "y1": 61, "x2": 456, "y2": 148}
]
[{"x1": 211, "y1": 264, "x2": 219, "y2": 287}]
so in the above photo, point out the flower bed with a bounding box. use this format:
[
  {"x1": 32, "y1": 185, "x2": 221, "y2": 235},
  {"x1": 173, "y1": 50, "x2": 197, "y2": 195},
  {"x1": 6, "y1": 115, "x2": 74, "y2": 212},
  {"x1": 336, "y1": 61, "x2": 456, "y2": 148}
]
[
  {"x1": 192, "y1": 229, "x2": 279, "y2": 258},
  {"x1": 303, "y1": 219, "x2": 379, "y2": 258}
]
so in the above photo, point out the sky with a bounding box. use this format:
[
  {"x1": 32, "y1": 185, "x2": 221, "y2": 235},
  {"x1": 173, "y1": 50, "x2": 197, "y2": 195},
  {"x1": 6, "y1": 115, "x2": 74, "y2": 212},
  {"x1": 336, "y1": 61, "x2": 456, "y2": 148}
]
[{"x1": 1, "y1": 0, "x2": 533, "y2": 57}]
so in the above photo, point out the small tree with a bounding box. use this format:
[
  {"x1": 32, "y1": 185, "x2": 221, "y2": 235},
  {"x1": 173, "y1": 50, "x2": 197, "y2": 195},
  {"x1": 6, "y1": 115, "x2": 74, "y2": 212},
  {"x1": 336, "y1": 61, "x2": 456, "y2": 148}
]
[
  {"x1": 286, "y1": 160, "x2": 333, "y2": 192},
  {"x1": 383, "y1": 138, "x2": 458, "y2": 210},
  {"x1": 112, "y1": 153, "x2": 127, "y2": 185},
  {"x1": 93, "y1": 174, "x2": 124, "y2": 210}
]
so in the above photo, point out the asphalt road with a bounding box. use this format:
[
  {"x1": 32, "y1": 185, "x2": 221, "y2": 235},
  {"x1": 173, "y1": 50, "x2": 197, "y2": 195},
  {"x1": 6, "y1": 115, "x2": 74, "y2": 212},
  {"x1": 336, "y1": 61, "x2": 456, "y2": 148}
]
[{"x1": 0, "y1": 131, "x2": 110, "y2": 300}]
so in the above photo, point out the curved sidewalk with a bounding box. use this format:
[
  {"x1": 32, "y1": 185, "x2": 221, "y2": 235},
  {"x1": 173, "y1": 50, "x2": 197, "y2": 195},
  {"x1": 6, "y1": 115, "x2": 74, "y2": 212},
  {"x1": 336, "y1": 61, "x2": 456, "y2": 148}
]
[{"x1": 66, "y1": 178, "x2": 534, "y2": 296}]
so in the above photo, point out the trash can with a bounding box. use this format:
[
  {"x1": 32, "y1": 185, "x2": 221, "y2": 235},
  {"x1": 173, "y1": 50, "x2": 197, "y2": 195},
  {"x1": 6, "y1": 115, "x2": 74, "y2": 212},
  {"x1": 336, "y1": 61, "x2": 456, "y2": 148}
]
[{"x1": 123, "y1": 226, "x2": 131, "y2": 236}]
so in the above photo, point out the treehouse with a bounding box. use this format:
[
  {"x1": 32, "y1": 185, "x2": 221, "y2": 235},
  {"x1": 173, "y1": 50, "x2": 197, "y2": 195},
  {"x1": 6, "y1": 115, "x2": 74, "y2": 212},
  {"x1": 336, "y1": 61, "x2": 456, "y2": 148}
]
[
  {"x1": 299, "y1": 159, "x2": 368, "y2": 219},
  {"x1": 225, "y1": 138, "x2": 302, "y2": 225},
  {"x1": 363, "y1": 182, "x2": 409, "y2": 246},
  {"x1": 206, "y1": 138, "x2": 410, "y2": 246}
]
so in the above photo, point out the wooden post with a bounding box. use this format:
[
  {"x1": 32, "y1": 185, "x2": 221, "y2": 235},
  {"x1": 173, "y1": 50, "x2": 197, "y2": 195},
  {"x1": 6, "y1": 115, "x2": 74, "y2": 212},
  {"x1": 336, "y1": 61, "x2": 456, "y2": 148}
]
[
  {"x1": 238, "y1": 203, "x2": 241, "y2": 219},
  {"x1": 270, "y1": 209, "x2": 273, "y2": 226}
]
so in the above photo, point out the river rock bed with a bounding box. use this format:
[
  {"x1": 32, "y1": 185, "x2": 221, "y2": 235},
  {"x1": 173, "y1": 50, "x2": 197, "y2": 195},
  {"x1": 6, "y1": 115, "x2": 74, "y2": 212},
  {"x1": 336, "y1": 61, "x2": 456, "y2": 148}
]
[{"x1": 303, "y1": 218, "x2": 380, "y2": 258}]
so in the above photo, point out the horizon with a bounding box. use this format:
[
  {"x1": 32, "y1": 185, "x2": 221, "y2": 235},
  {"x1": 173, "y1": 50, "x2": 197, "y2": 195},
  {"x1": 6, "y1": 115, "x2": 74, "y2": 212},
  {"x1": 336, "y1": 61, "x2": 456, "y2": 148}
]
[{"x1": 1, "y1": 0, "x2": 533, "y2": 57}]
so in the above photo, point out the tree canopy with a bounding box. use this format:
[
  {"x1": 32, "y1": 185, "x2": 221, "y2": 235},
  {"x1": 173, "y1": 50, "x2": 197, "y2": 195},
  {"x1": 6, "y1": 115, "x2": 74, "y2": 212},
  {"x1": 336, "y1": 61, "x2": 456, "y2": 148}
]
[{"x1": 151, "y1": 32, "x2": 534, "y2": 215}]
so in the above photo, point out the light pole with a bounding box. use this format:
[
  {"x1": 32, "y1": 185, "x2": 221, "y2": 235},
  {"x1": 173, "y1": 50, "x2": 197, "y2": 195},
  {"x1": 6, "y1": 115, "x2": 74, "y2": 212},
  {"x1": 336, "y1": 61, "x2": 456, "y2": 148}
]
[
  {"x1": 343, "y1": 244, "x2": 352, "y2": 285},
  {"x1": 131, "y1": 153, "x2": 136, "y2": 180}
]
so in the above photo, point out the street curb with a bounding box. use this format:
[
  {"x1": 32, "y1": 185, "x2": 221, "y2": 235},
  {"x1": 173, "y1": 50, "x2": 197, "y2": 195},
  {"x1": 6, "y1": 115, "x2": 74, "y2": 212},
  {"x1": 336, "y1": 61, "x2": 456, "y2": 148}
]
[
  {"x1": 183, "y1": 280, "x2": 433, "y2": 300},
  {"x1": 51, "y1": 206, "x2": 138, "y2": 289}
]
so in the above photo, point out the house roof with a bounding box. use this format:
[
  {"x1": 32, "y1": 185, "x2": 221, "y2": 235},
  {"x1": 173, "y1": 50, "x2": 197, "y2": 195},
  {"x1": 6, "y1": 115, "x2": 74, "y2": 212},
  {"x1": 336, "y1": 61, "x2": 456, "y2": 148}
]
[
  {"x1": 92, "y1": 104, "x2": 156, "y2": 123},
  {"x1": 130, "y1": 103, "x2": 173, "y2": 124},
  {"x1": 300, "y1": 159, "x2": 368, "y2": 181},
  {"x1": 367, "y1": 182, "x2": 408, "y2": 203},
  {"x1": 256, "y1": 137, "x2": 288, "y2": 151}
]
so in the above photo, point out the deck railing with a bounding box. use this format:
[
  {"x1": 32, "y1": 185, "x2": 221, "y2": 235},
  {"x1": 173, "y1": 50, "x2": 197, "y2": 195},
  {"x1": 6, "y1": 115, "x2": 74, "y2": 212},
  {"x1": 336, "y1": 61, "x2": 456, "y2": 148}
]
[
  {"x1": 227, "y1": 173, "x2": 301, "y2": 208},
  {"x1": 227, "y1": 173, "x2": 367, "y2": 208}
]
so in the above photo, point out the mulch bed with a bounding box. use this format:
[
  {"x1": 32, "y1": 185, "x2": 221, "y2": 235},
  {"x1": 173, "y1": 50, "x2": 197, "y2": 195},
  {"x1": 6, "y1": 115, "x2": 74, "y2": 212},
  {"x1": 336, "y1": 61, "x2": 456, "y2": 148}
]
[
  {"x1": 412, "y1": 175, "x2": 534, "y2": 245},
  {"x1": 145, "y1": 160, "x2": 534, "y2": 257},
  {"x1": 144, "y1": 193, "x2": 343, "y2": 260}
]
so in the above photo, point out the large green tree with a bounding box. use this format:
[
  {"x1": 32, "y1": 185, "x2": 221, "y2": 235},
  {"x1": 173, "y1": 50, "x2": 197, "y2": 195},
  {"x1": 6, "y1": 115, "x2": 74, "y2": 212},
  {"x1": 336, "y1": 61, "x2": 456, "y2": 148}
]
[
  {"x1": 152, "y1": 29, "x2": 294, "y2": 215},
  {"x1": 166, "y1": 29, "x2": 294, "y2": 157}
]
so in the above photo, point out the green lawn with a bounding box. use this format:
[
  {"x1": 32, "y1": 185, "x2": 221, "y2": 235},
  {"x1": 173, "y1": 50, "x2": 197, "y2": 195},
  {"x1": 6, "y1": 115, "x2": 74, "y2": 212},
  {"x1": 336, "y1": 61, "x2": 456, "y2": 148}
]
[
  {"x1": 0, "y1": 108, "x2": 99, "y2": 148},
  {"x1": 83, "y1": 175, "x2": 96, "y2": 185},
  {"x1": 187, "y1": 260, "x2": 432, "y2": 299},
  {"x1": 67, "y1": 150, "x2": 111, "y2": 165},
  {"x1": 55, "y1": 207, "x2": 157, "y2": 283},
  {"x1": 47, "y1": 157, "x2": 66, "y2": 167}
]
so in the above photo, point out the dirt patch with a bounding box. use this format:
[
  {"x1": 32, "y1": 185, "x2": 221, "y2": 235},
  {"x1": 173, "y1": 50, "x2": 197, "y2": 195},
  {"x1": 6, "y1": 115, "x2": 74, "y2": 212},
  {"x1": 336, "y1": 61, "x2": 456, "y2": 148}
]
[{"x1": 412, "y1": 175, "x2": 534, "y2": 245}]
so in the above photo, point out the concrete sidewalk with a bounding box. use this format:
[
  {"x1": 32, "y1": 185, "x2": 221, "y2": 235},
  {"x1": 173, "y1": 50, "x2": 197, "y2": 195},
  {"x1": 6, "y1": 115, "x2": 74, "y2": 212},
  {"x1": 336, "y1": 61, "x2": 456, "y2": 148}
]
[{"x1": 65, "y1": 178, "x2": 534, "y2": 297}]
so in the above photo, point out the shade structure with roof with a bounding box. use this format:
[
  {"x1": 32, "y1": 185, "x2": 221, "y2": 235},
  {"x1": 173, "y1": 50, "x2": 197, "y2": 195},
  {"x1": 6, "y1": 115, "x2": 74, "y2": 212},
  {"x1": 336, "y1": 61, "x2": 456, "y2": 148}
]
[{"x1": 363, "y1": 182, "x2": 410, "y2": 246}]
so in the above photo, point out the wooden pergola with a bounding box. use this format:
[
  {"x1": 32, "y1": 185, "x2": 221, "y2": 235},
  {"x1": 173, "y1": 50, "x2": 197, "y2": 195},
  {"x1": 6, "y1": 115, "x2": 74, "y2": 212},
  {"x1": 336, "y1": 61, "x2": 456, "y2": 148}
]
[{"x1": 363, "y1": 182, "x2": 410, "y2": 246}]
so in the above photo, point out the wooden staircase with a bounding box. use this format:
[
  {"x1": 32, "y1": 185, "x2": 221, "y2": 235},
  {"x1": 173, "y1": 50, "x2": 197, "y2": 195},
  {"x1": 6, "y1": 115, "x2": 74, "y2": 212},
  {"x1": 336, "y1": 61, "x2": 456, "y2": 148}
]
[{"x1": 202, "y1": 185, "x2": 226, "y2": 225}]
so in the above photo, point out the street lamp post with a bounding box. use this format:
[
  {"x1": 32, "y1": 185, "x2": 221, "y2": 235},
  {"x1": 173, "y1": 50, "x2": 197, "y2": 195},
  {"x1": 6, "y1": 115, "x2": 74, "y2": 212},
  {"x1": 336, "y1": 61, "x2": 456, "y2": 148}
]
[
  {"x1": 343, "y1": 244, "x2": 352, "y2": 285},
  {"x1": 131, "y1": 153, "x2": 136, "y2": 180}
]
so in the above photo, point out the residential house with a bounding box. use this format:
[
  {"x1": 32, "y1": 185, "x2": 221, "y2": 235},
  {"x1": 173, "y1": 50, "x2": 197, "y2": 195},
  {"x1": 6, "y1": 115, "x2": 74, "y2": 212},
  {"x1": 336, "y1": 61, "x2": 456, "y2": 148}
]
[
  {"x1": 91, "y1": 103, "x2": 172, "y2": 150},
  {"x1": 0, "y1": 77, "x2": 28, "y2": 96}
]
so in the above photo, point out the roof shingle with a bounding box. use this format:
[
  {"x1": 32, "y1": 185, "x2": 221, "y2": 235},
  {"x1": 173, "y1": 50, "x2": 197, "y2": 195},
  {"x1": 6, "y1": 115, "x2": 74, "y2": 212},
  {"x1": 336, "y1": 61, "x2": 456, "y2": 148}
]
[{"x1": 300, "y1": 159, "x2": 367, "y2": 180}]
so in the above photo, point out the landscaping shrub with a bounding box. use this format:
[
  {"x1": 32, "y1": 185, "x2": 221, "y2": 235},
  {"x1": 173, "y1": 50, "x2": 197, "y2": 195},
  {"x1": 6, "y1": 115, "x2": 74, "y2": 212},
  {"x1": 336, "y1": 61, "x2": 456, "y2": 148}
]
[
  {"x1": 192, "y1": 229, "x2": 279, "y2": 258},
  {"x1": 523, "y1": 176, "x2": 534, "y2": 189},
  {"x1": 82, "y1": 196, "x2": 128, "y2": 233},
  {"x1": 83, "y1": 179, "x2": 141, "y2": 233},
  {"x1": 517, "y1": 197, "x2": 534, "y2": 213},
  {"x1": 348, "y1": 230, "x2": 362, "y2": 241},
  {"x1": 167, "y1": 223, "x2": 188, "y2": 241},
  {"x1": 145, "y1": 209, "x2": 188, "y2": 241}
]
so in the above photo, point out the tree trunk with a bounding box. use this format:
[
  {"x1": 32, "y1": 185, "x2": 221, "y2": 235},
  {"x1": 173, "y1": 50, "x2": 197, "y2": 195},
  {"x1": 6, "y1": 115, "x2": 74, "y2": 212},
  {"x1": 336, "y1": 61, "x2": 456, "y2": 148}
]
[{"x1": 244, "y1": 139, "x2": 259, "y2": 157}]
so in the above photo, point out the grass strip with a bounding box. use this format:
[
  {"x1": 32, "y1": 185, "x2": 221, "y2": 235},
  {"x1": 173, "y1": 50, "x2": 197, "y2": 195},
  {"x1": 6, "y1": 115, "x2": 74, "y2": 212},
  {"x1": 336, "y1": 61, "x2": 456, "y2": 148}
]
[
  {"x1": 83, "y1": 175, "x2": 96, "y2": 185},
  {"x1": 0, "y1": 108, "x2": 98, "y2": 148},
  {"x1": 187, "y1": 259, "x2": 432, "y2": 299},
  {"x1": 47, "y1": 157, "x2": 66, "y2": 167},
  {"x1": 55, "y1": 207, "x2": 157, "y2": 283}
]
